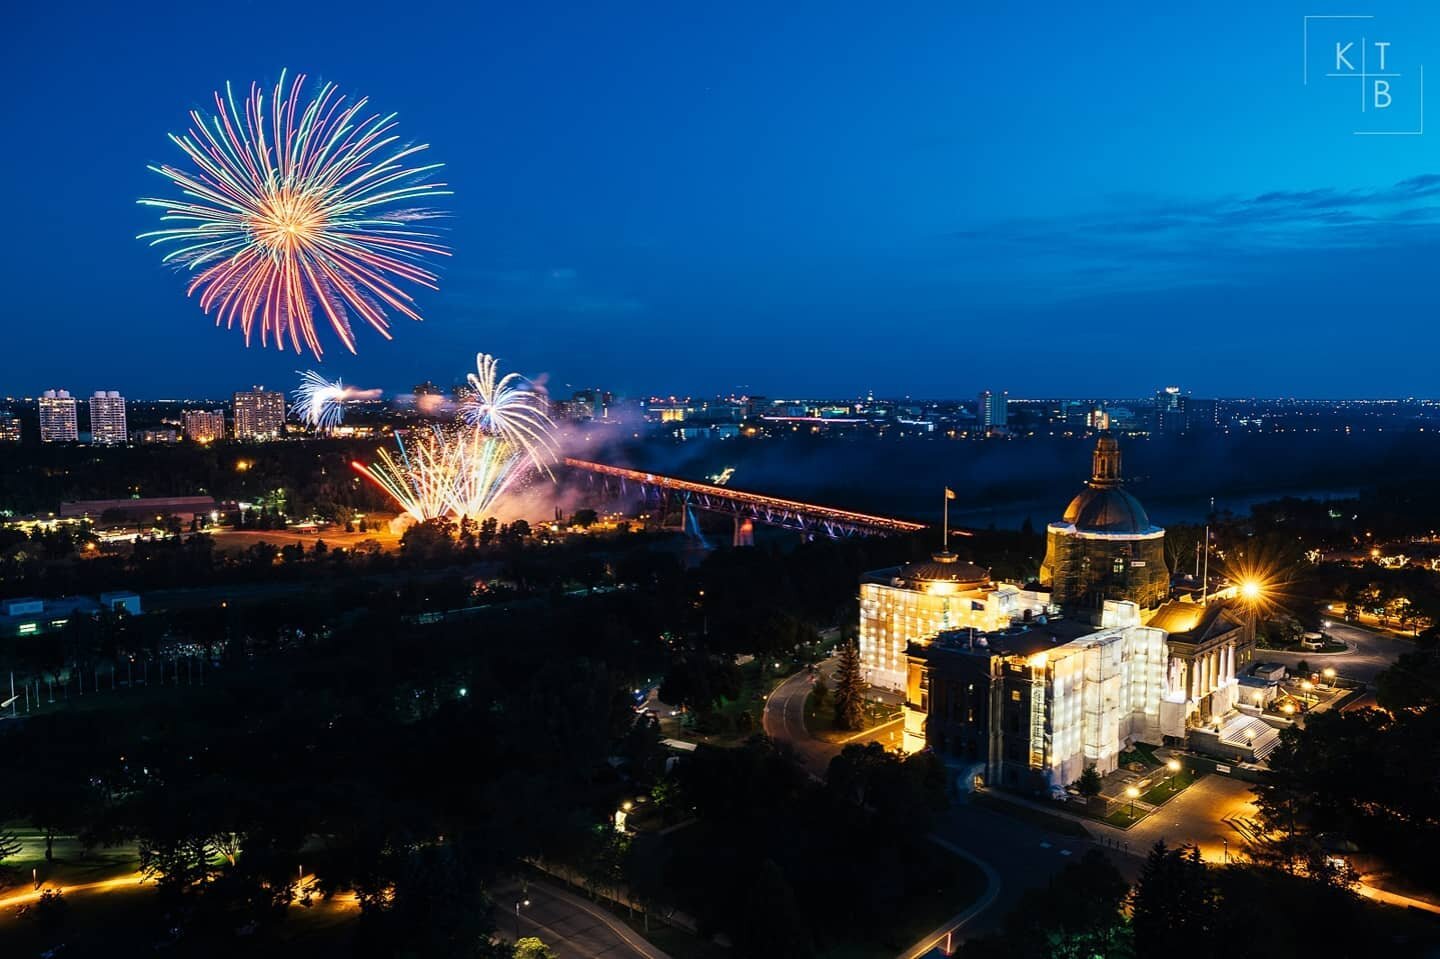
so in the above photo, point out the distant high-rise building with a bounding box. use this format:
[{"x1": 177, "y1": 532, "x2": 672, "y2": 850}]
[
  {"x1": 1153, "y1": 386, "x2": 1188, "y2": 434},
  {"x1": 232, "y1": 388, "x2": 286, "y2": 440},
  {"x1": 38, "y1": 389, "x2": 79, "y2": 443},
  {"x1": 1186, "y1": 397, "x2": 1219, "y2": 431},
  {"x1": 182, "y1": 409, "x2": 227, "y2": 444},
  {"x1": 979, "y1": 390, "x2": 1008, "y2": 430},
  {"x1": 0, "y1": 411, "x2": 21, "y2": 443},
  {"x1": 89, "y1": 390, "x2": 127, "y2": 445}
]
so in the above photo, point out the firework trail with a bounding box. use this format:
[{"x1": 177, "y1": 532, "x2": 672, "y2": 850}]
[
  {"x1": 460, "y1": 353, "x2": 558, "y2": 471},
  {"x1": 351, "y1": 428, "x2": 458, "y2": 523},
  {"x1": 445, "y1": 430, "x2": 528, "y2": 518},
  {"x1": 138, "y1": 70, "x2": 451, "y2": 358}
]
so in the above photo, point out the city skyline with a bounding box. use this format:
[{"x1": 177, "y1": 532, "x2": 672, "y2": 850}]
[{"x1": 6, "y1": 3, "x2": 1440, "y2": 397}]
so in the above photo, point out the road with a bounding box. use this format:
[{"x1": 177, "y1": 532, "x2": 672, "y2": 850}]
[
  {"x1": 928, "y1": 798, "x2": 1109, "y2": 942},
  {"x1": 1255, "y1": 621, "x2": 1410, "y2": 684},
  {"x1": 762, "y1": 659, "x2": 841, "y2": 775},
  {"x1": 493, "y1": 878, "x2": 669, "y2": 959}
]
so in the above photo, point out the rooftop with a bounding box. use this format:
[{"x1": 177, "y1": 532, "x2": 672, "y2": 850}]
[{"x1": 920, "y1": 616, "x2": 1098, "y2": 660}]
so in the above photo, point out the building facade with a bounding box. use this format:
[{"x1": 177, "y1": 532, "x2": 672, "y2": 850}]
[
  {"x1": 903, "y1": 600, "x2": 1167, "y2": 791},
  {"x1": 1039, "y1": 434, "x2": 1169, "y2": 611},
  {"x1": 89, "y1": 390, "x2": 127, "y2": 445},
  {"x1": 0, "y1": 412, "x2": 20, "y2": 442},
  {"x1": 182, "y1": 409, "x2": 226, "y2": 443},
  {"x1": 859, "y1": 552, "x2": 1050, "y2": 692},
  {"x1": 1149, "y1": 599, "x2": 1256, "y2": 732},
  {"x1": 232, "y1": 388, "x2": 286, "y2": 440},
  {"x1": 38, "y1": 389, "x2": 79, "y2": 443},
  {"x1": 979, "y1": 390, "x2": 1008, "y2": 431}
]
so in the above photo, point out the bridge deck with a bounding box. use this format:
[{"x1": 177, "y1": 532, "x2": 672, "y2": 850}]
[{"x1": 563, "y1": 458, "x2": 926, "y2": 534}]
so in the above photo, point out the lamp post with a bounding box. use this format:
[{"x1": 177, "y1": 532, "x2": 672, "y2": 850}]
[
  {"x1": 1301, "y1": 680, "x2": 1314, "y2": 706},
  {"x1": 1323, "y1": 667, "x2": 1336, "y2": 688},
  {"x1": 514, "y1": 898, "x2": 530, "y2": 939},
  {"x1": 1166, "y1": 758, "x2": 1181, "y2": 793},
  {"x1": 1126, "y1": 785, "x2": 1140, "y2": 820}
]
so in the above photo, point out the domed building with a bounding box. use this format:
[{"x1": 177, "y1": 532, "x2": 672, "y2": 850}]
[
  {"x1": 1039, "y1": 434, "x2": 1169, "y2": 611},
  {"x1": 859, "y1": 551, "x2": 1049, "y2": 692}
]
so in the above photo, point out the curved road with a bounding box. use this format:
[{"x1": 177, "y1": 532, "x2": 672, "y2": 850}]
[
  {"x1": 762, "y1": 662, "x2": 841, "y2": 776},
  {"x1": 1255, "y1": 621, "x2": 1411, "y2": 684},
  {"x1": 494, "y1": 878, "x2": 670, "y2": 959}
]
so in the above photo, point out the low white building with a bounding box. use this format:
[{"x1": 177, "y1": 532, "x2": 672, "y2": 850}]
[{"x1": 860, "y1": 552, "x2": 1051, "y2": 692}]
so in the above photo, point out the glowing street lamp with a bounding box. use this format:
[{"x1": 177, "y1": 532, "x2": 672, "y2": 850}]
[
  {"x1": 1239, "y1": 580, "x2": 1263, "y2": 603},
  {"x1": 1126, "y1": 785, "x2": 1140, "y2": 819},
  {"x1": 1323, "y1": 667, "x2": 1337, "y2": 687},
  {"x1": 514, "y1": 898, "x2": 530, "y2": 939},
  {"x1": 1167, "y1": 758, "x2": 1182, "y2": 792}
]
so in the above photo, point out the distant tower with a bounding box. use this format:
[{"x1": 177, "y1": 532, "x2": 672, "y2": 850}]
[
  {"x1": 979, "y1": 390, "x2": 1008, "y2": 431},
  {"x1": 89, "y1": 390, "x2": 128, "y2": 445},
  {"x1": 232, "y1": 387, "x2": 286, "y2": 440},
  {"x1": 1152, "y1": 386, "x2": 1188, "y2": 435},
  {"x1": 182, "y1": 409, "x2": 227, "y2": 444},
  {"x1": 38, "y1": 389, "x2": 79, "y2": 443}
]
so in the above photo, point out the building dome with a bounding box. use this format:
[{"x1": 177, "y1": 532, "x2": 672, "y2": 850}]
[
  {"x1": 1062, "y1": 486, "x2": 1152, "y2": 533},
  {"x1": 1040, "y1": 433, "x2": 1169, "y2": 610},
  {"x1": 1058, "y1": 432, "x2": 1155, "y2": 533},
  {"x1": 897, "y1": 551, "x2": 991, "y2": 587}
]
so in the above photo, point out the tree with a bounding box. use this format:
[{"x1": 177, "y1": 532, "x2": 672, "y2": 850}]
[
  {"x1": 965, "y1": 850, "x2": 1132, "y2": 958},
  {"x1": 811, "y1": 672, "x2": 830, "y2": 716},
  {"x1": 1074, "y1": 764, "x2": 1102, "y2": 799},
  {"x1": 1130, "y1": 841, "x2": 1220, "y2": 959},
  {"x1": 734, "y1": 859, "x2": 813, "y2": 959},
  {"x1": 832, "y1": 639, "x2": 866, "y2": 731},
  {"x1": 514, "y1": 937, "x2": 559, "y2": 959},
  {"x1": 0, "y1": 828, "x2": 22, "y2": 866}
]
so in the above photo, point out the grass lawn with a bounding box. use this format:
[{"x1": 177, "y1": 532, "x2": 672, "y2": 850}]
[
  {"x1": 819, "y1": 844, "x2": 987, "y2": 959},
  {"x1": 1141, "y1": 768, "x2": 1201, "y2": 806},
  {"x1": 615, "y1": 913, "x2": 731, "y2": 959},
  {"x1": 970, "y1": 792, "x2": 1092, "y2": 839},
  {"x1": 1104, "y1": 808, "x2": 1143, "y2": 829}
]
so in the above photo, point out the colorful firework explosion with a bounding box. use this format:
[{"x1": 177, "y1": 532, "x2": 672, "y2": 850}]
[
  {"x1": 139, "y1": 70, "x2": 451, "y2": 358},
  {"x1": 352, "y1": 426, "x2": 530, "y2": 523},
  {"x1": 459, "y1": 353, "x2": 558, "y2": 472}
]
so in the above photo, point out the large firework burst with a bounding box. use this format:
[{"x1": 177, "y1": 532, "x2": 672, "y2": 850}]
[
  {"x1": 139, "y1": 70, "x2": 451, "y2": 358},
  {"x1": 352, "y1": 426, "x2": 531, "y2": 523},
  {"x1": 459, "y1": 353, "x2": 557, "y2": 472}
]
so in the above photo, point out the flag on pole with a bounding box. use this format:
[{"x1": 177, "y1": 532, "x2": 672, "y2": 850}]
[{"x1": 945, "y1": 488, "x2": 956, "y2": 500}]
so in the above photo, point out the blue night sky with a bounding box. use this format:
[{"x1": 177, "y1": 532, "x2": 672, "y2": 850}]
[{"x1": 5, "y1": 1, "x2": 1440, "y2": 399}]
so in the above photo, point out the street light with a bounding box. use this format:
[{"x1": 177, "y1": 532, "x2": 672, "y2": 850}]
[
  {"x1": 1167, "y1": 758, "x2": 1181, "y2": 792},
  {"x1": 1323, "y1": 667, "x2": 1337, "y2": 688},
  {"x1": 1301, "y1": 680, "x2": 1314, "y2": 705},
  {"x1": 1126, "y1": 785, "x2": 1140, "y2": 820},
  {"x1": 514, "y1": 898, "x2": 530, "y2": 939}
]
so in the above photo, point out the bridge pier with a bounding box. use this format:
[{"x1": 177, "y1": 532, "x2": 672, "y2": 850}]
[{"x1": 732, "y1": 516, "x2": 754, "y2": 547}]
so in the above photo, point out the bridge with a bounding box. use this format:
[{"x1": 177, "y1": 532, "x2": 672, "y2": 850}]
[{"x1": 563, "y1": 458, "x2": 927, "y2": 543}]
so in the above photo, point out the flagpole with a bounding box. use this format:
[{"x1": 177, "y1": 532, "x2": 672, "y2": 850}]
[
  {"x1": 943, "y1": 488, "x2": 949, "y2": 553},
  {"x1": 1201, "y1": 523, "x2": 1210, "y2": 604}
]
